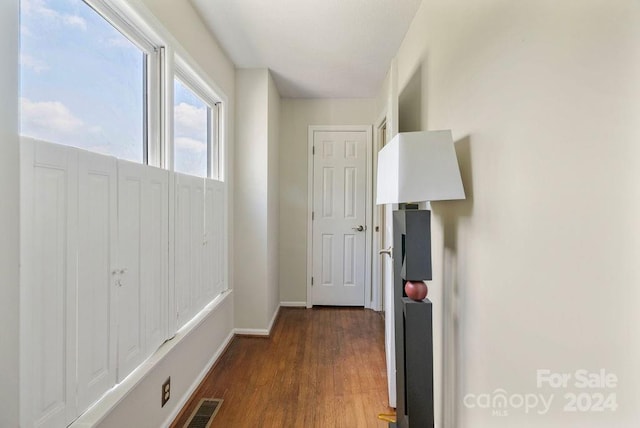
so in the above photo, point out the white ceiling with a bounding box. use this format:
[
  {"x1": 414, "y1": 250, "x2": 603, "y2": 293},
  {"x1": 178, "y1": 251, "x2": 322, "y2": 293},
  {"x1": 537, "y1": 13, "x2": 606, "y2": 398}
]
[{"x1": 190, "y1": 0, "x2": 422, "y2": 98}]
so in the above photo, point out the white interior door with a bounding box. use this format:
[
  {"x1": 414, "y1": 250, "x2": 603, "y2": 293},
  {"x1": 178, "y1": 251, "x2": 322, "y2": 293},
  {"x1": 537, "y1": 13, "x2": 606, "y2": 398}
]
[
  {"x1": 377, "y1": 122, "x2": 397, "y2": 407},
  {"x1": 312, "y1": 130, "x2": 368, "y2": 306},
  {"x1": 383, "y1": 201, "x2": 396, "y2": 406}
]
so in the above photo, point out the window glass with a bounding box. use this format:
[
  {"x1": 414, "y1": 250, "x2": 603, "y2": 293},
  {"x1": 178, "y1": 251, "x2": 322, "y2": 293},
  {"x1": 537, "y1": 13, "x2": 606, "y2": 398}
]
[
  {"x1": 174, "y1": 78, "x2": 210, "y2": 177},
  {"x1": 20, "y1": 0, "x2": 146, "y2": 163}
]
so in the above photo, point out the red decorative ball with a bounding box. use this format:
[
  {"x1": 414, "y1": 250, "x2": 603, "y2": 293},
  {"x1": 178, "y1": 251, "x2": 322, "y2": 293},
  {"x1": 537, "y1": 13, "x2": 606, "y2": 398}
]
[{"x1": 405, "y1": 281, "x2": 428, "y2": 301}]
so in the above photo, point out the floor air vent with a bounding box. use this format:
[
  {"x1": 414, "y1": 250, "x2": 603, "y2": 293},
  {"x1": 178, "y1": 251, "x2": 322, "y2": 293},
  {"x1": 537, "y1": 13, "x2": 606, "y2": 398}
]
[{"x1": 183, "y1": 398, "x2": 223, "y2": 428}]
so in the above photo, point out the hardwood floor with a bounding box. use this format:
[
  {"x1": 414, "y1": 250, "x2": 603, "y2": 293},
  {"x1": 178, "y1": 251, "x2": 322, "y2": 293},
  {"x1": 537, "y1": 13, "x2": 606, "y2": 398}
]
[{"x1": 170, "y1": 307, "x2": 394, "y2": 427}]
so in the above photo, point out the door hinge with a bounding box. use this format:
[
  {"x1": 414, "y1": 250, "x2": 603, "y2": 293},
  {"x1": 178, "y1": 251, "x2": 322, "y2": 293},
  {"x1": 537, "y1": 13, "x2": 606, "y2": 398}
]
[
  {"x1": 312, "y1": 211, "x2": 314, "y2": 221},
  {"x1": 312, "y1": 146, "x2": 315, "y2": 155},
  {"x1": 311, "y1": 277, "x2": 314, "y2": 286}
]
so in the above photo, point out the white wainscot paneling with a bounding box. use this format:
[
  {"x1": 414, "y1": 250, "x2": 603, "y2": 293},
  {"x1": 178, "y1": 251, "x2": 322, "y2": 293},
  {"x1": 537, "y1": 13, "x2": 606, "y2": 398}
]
[
  {"x1": 21, "y1": 140, "x2": 228, "y2": 427},
  {"x1": 117, "y1": 161, "x2": 169, "y2": 382},
  {"x1": 176, "y1": 175, "x2": 227, "y2": 330},
  {"x1": 116, "y1": 161, "x2": 144, "y2": 382},
  {"x1": 192, "y1": 179, "x2": 205, "y2": 313},
  {"x1": 21, "y1": 139, "x2": 78, "y2": 428},
  {"x1": 175, "y1": 174, "x2": 204, "y2": 329},
  {"x1": 77, "y1": 151, "x2": 118, "y2": 413},
  {"x1": 142, "y1": 165, "x2": 169, "y2": 358},
  {"x1": 212, "y1": 179, "x2": 226, "y2": 296},
  {"x1": 205, "y1": 179, "x2": 225, "y2": 299}
]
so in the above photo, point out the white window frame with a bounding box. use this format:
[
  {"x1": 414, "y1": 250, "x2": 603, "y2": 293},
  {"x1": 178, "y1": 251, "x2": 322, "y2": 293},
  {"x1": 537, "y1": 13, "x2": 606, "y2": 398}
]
[
  {"x1": 173, "y1": 57, "x2": 222, "y2": 180},
  {"x1": 83, "y1": 0, "x2": 165, "y2": 166}
]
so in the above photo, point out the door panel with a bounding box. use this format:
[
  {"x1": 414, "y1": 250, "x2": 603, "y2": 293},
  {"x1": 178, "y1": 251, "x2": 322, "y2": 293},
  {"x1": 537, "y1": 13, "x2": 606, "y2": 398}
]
[
  {"x1": 117, "y1": 162, "x2": 169, "y2": 381},
  {"x1": 77, "y1": 151, "x2": 118, "y2": 414},
  {"x1": 191, "y1": 182, "x2": 205, "y2": 311},
  {"x1": 321, "y1": 234, "x2": 334, "y2": 286},
  {"x1": 142, "y1": 168, "x2": 169, "y2": 356},
  {"x1": 343, "y1": 234, "x2": 356, "y2": 285},
  {"x1": 116, "y1": 165, "x2": 144, "y2": 382},
  {"x1": 175, "y1": 174, "x2": 205, "y2": 328},
  {"x1": 175, "y1": 177, "x2": 192, "y2": 328},
  {"x1": 205, "y1": 180, "x2": 225, "y2": 297},
  {"x1": 21, "y1": 140, "x2": 79, "y2": 427},
  {"x1": 312, "y1": 131, "x2": 367, "y2": 306}
]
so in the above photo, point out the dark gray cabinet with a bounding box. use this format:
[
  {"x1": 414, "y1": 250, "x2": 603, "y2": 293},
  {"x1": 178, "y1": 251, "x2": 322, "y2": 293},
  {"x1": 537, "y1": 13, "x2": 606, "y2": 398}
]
[{"x1": 391, "y1": 210, "x2": 434, "y2": 428}]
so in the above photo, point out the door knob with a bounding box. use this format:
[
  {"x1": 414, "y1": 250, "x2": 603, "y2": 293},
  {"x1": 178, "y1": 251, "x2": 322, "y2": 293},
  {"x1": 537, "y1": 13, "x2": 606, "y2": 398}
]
[
  {"x1": 379, "y1": 247, "x2": 393, "y2": 257},
  {"x1": 352, "y1": 225, "x2": 365, "y2": 232}
]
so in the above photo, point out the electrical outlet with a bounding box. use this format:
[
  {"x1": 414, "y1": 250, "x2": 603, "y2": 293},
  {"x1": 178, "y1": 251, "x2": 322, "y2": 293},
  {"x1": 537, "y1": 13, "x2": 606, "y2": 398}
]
[{"x1": 162, "y1": 377, "x2": 171, "y2": 407}]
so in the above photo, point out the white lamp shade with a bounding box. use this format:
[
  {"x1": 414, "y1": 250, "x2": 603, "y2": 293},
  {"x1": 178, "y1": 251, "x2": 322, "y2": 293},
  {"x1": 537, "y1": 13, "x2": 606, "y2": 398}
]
[{"x1": 376, "y1": 130, "x2": 465, "y2": 204}]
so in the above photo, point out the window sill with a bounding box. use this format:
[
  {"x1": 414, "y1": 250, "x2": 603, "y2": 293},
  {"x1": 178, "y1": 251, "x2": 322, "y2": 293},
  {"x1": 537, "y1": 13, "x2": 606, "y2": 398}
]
[{"x1": 70, "y1": 289, "x2": 233, "y2": 428}]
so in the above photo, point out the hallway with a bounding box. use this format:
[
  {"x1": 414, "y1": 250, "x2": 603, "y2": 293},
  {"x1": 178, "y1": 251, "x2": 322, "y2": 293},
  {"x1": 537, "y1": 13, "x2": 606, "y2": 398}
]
[{"x1": 171, "y1": 307, "x2": 392, "y2": 427}]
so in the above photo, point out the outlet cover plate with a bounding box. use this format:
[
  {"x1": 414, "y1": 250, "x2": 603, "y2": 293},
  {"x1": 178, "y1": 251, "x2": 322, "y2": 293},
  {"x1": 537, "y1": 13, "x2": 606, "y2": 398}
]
[{"x1": 162, "y1": 377, "x2": 171, "y2": 407}]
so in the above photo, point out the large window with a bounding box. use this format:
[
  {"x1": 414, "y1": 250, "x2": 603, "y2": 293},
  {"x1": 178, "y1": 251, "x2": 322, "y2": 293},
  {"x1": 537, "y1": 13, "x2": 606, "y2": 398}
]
[
  {"x1": 174, "y1": 73, "x2": 220, "y2": 179},
  {"x1": 20, "y1": 0, "x2": 156, "y2": 163},
  {"x1": 19, "y1": 1, "x2": 228, "y2": 426}
]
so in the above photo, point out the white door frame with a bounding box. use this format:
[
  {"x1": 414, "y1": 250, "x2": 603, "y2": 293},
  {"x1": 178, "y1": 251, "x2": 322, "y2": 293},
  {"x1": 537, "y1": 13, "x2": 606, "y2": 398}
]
[
  {"x1": 371, "y1": 113, "x2": 388, "y2": 312},
  {"x1": 374, "y1": 112, "x2": 397, "y2": 406},
  {"x1": 306, "y1": 125, "x2": 373, "y2": 309}
]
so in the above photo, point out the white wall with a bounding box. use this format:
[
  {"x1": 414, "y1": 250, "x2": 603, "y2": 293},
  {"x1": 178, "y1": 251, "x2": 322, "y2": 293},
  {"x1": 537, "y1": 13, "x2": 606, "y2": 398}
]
[
  {"x1": 267, "y1": 73, "x2": 281, "y2": 321},
  {"x1": 375, "y1": 60, "x2": 399, "y2": 138},
  {"x1": 97, "y1": 294, "x2": 233, "y2": 428},
  {"x1": 141, "y1": 0, "x2": 234, "y2": 95},
  {"x1": 278, "y1": 98, "x2": 377, "y2": 304},
  {"x1": 235, "y1": 69, "x2": 269, "y2": 330},
  {"x1": 0, "y1": 1, "x2": 20, "y2": 426},
  {"x1": 234, "y1": 69, "x2": 281, "y2": 332},
  {"x1": 390, "y1": 0, "x2": 640, "y2": 426}
]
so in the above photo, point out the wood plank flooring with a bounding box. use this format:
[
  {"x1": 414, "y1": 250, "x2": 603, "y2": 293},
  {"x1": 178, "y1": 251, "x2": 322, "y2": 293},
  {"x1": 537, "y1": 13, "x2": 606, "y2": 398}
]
[{"x1": 170, "y1": 307, "x2": 394, "y2": 427}]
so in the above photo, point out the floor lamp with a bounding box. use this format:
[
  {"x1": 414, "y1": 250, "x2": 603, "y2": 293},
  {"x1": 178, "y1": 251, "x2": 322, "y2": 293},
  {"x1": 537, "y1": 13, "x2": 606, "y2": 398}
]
[{"x1": 376, "y1": 130, "x2": 465, "y2": 427}]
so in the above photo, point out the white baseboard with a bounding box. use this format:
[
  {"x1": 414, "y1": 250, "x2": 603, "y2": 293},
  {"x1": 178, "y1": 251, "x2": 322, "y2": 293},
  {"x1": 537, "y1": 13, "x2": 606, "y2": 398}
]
[
  {"x1": 267, "y1": 304, "x2": 280, "y2": 332},
  {"x1": 280, "y1": 301, "x2": 307, "y2": 307},
  {"x1": 234, "y1": 328, "x2": 269, "y2": 336},
  {"x1": 235, "y1": 304, "x2": 281, "y2": 337},
  {"x1": 162, "y1": 330, "x2": 234, "y2": 427}
]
